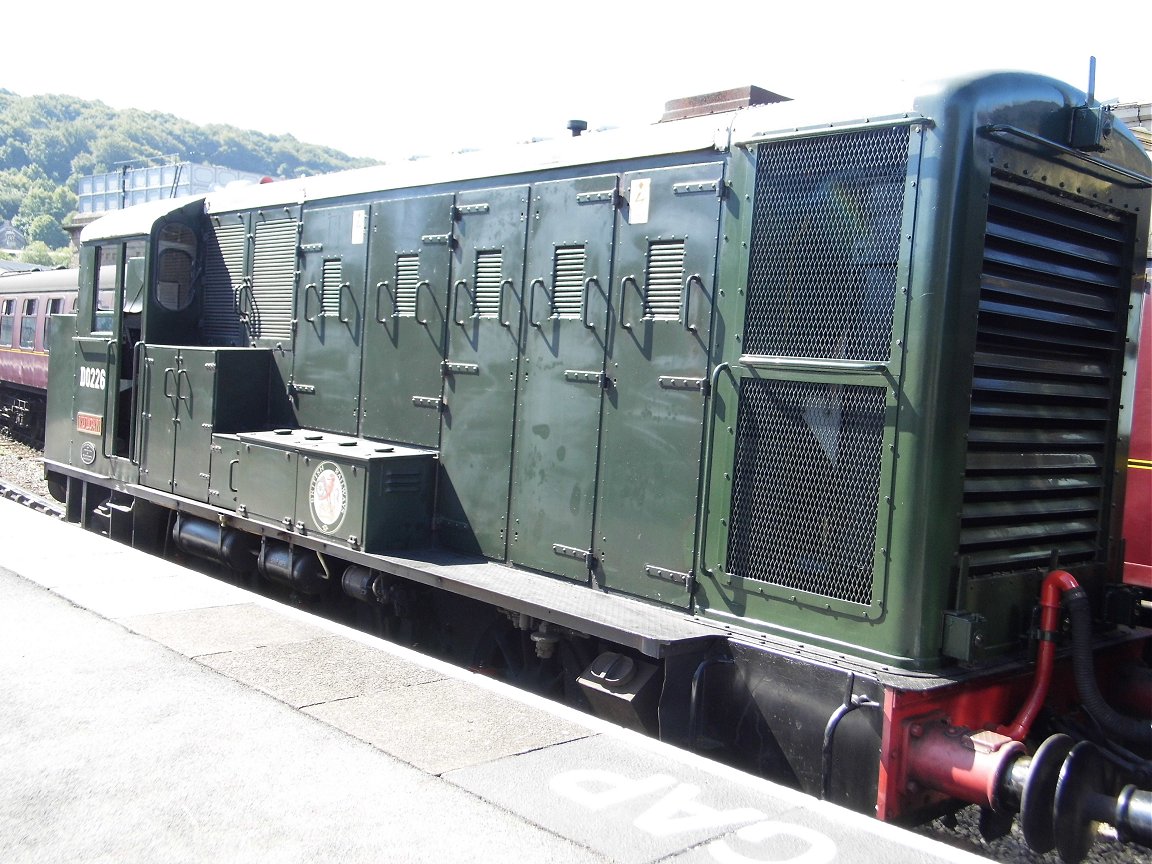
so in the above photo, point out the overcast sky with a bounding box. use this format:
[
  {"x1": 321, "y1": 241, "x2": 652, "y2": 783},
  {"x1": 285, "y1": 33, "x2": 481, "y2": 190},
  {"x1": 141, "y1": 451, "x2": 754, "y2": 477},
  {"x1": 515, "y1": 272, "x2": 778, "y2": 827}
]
[{"x1": 5, "y1": 0, "x2": 1149, "y2": 164}]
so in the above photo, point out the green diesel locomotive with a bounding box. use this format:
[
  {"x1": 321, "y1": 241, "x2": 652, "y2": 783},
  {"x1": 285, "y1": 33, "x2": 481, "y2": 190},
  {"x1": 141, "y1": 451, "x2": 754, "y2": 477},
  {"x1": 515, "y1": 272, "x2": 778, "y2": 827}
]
[{"x1": 43, "y1": 71, "x2": 1152, "y2": 859}]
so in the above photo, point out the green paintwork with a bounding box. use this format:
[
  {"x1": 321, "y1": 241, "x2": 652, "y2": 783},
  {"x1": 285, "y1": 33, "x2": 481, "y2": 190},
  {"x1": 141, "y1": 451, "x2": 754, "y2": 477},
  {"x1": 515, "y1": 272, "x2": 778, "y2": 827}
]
[
  {"x1": 42, "y1": 313, "x2": 78, "y2": 468},
  {"x1": 44, "y1": 73, "x2": 1151, "y2": 675},
  {"x1": 140, "y1": 346, "x2": 274, "y2": 500},
  {"x1": 293, "y1": 203, "x2": 370, "y2": 433},
  {"x1": 436, "y1": 185, "x2": 529, "y2": 558},
  {"x1": 508, "y1": 174, "x2": 617, "y2": 580},
  {"x1": 235, "y1": 433, "x2": 299, "y2": 525},
  {"x1": 594, "y1": 163, "x2": 723, "y2": 607},
  {"x1": 361, "y1": 194, "x2": 454, "y2": 447},
  {"x1": 137, "y1": 344, "x2": 180, "y2": 492},
  {"x1": 209, "y1": 434, "x2": 241, "y2": 512}
]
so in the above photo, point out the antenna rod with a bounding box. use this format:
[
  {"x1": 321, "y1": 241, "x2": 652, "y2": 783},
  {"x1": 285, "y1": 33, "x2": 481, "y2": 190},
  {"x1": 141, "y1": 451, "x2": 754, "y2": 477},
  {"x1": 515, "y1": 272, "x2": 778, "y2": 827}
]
[{"x1": 1087, "y1": 56, "x2": 1096, "y2": 103}]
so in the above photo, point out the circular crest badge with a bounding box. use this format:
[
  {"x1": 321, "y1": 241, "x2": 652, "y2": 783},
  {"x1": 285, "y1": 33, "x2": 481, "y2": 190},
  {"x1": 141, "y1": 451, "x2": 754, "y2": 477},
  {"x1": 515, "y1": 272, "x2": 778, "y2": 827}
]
[
  {"x1": 308, "y1": 461, "x2": 348, "y2": 533},
  {"x1": 80, "y1": 442, "x2": 97, "y2": 465}
]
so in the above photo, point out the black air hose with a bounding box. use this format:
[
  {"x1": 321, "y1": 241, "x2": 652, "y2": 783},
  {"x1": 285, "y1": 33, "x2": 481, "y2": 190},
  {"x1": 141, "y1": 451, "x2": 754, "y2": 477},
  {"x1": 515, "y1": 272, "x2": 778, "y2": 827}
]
[{"x1": 1066, "y1": 587, "x2": 1152, "y2": 748}]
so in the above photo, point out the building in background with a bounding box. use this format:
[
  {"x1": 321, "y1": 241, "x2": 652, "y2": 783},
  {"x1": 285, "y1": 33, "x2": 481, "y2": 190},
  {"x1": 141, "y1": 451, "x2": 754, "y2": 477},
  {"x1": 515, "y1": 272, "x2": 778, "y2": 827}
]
[
  {"x1": 66, "y1": 158, "x2": 271, "y2": 247},
  {"x1": 0, "y1": 220, "x2": 26, "y2": 253}
]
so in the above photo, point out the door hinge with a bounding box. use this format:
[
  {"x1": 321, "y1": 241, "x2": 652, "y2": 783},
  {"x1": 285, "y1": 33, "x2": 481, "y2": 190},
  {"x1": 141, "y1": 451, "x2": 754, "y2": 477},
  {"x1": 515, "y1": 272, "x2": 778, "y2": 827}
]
[
  {"x1": 658, "y1": 376, "x2": 709, "y2": 395},
  {"x1": 645, "y1": 563, "x2": 694, "y2": 589},
  {"x1": 553, "y1": 544, "x2": 594, "y2": 566}
]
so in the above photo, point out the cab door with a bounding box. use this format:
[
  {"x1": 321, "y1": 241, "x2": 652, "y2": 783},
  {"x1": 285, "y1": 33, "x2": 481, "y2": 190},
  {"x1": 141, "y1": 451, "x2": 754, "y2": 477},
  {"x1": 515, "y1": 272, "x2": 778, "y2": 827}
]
[
  {"x1": 293, "y1": 203, "x2": 370, "y2": 434},
  {"x1": 436, "y1": 185, "x2": 529, "y2": 558},
  {"x1": 594, "y1": 163, "x2": 724, "y2": 606},
  {"x1": 72, "y1": 240, "x2": 145, "y2": 481}
]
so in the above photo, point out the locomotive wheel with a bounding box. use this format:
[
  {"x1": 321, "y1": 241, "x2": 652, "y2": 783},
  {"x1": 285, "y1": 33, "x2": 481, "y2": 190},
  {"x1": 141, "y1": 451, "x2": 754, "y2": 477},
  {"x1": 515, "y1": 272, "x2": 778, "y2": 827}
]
[
  {"x1": 1020, "y1": 733, "x2": 1075, "y2": 853},
  {"x1": 1053, "y1": 741, "x2": 1108, "y2": 864}
]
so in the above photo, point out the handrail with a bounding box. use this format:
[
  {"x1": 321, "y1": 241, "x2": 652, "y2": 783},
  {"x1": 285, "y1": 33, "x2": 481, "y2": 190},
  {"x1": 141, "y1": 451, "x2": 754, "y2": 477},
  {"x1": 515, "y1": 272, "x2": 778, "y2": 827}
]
[
  {"x1": 981, "y1": 123, "x2": 1152, "y2": 188},
  {"x1": 738, "y1": 354, "x2": 889, "y2": 374}
]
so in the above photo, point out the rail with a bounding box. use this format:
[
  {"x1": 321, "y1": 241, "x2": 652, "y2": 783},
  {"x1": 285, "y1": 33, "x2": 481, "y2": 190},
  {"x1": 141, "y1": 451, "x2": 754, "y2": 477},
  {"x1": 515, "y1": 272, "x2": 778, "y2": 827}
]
[{"x1": 0, "y1": 478, "x2": 64, "y2": 518}]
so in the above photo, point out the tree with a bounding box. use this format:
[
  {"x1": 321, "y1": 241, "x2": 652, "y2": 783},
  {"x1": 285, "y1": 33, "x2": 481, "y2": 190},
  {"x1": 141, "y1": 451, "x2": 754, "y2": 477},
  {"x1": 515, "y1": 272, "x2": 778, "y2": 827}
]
[
  {"x1": 23, "y1": 214, "x2": 68, "y2": 248},
  {"x1": 1, "y1": 90, "x2": 377, "y2": 246},
  {"x1": 18, "y1": 241, "x2": 70, "y2": 268}
]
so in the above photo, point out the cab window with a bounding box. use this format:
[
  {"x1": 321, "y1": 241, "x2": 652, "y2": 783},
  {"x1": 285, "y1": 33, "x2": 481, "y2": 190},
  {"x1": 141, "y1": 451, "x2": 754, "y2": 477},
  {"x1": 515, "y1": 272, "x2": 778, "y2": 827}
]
[{"x1": 93, "y1": 245, "x2": 119, "y2": 333}]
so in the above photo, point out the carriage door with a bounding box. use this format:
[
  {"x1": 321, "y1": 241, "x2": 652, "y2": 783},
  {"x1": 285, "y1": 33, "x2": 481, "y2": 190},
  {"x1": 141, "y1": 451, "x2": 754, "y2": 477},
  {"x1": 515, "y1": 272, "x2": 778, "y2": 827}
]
[
  {"x1": 508, "y1": 175, "x2": 617, "y2": 581},
  {"x1": 436, "y1": 185, "x2": 529, "y2": 558},
  {"x1": 594, "y1": 163, "x2": 724, "y2": 606},
  {"x1": 292, "y1": 203, "x2": 369, "y2": 434},
  {"x1": 360, "y1": 194, "x2": 453, "y2": 447}
]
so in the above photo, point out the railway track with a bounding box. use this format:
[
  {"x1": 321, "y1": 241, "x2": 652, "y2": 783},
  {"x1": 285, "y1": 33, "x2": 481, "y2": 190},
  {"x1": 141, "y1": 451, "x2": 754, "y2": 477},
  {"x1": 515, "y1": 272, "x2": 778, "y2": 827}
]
[{"x1": 0, "y1": 478, "x2": 62, "y2": 517}]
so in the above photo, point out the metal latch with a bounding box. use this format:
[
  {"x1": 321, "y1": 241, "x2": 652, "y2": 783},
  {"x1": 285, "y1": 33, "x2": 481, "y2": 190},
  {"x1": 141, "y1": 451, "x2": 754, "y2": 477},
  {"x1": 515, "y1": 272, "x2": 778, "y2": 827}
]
[{"x1": 411, "y1": 396, "x2": 444, "y2": 410}]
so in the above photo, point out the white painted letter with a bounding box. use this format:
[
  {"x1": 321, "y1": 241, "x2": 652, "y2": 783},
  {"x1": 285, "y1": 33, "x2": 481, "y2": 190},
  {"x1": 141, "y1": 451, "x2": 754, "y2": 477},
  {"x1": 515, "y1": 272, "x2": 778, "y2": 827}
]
[
  {"x1": 549, "y1": 770, "x2": 677, "y2": 811},
  {"x1": 709, "y1": 821, "x2": 838, "y2": 864}
]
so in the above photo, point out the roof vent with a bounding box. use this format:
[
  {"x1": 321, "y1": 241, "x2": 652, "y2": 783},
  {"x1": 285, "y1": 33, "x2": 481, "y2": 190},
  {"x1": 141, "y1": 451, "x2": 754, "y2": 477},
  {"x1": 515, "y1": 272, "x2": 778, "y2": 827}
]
[{"x1": 659, "y1": 85, "x2": 790, "y2": 122}]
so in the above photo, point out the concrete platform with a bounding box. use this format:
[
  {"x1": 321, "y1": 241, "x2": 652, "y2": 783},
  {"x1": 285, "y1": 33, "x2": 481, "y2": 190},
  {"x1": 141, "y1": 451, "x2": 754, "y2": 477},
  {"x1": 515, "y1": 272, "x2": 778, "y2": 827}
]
[{"x1": 0, "y1": 498, "x2": 992, "y2": 863}]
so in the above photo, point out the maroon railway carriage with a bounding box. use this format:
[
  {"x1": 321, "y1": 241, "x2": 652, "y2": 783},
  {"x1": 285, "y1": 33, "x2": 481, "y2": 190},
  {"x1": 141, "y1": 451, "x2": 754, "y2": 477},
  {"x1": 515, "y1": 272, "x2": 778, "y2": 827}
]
[{"x1": 0, "y1": 267, "x2": 80, "y2": 441}]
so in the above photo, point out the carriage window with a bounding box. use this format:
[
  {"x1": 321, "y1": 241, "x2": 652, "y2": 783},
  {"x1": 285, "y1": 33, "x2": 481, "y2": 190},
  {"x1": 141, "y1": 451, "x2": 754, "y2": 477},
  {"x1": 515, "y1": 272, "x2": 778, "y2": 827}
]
[
  {"x1": 43, "y1": 298, "x2": 63, "y2": 351},
  {"x1": 0, "y1": 300, "x2": 14, "y2": 345},
  {"x1": 19, "y1": 298, "x2": 37, "y2": 349}
]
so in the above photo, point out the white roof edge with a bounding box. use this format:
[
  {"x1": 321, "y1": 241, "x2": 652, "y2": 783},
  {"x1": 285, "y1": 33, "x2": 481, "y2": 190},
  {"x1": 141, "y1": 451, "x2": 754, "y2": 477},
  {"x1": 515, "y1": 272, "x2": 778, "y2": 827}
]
[
  {"x1": 204, "y1": 111, "x2": 738, "y2": 215},
  {"x1": 80, "y1": 195, "x2": 205, "y2": 243}
]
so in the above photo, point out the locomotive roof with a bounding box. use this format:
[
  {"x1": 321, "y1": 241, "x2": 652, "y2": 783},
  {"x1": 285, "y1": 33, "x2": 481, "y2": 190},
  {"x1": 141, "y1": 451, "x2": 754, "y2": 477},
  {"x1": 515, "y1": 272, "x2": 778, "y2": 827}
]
[{"x1": 80, "y1": 70, "x2": 1149, "y2": 245}]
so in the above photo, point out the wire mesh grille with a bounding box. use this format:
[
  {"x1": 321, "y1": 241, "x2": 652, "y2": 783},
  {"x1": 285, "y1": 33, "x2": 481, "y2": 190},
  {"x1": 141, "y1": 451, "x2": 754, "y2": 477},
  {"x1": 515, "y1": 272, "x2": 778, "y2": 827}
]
[
  {"x1": 726, "y1": 378, "x2": 886, "y2": 605},
  {"x1": 394, "y1": 254, "x2": 419, "y2": 317},
  {"x1": 746, "y1": 127, "x2": 909, "y2": 360},
  {"x1": 552, "y1": 245, "x2": 586, "y2": 317},
  {"x1": 959, "y1": 184, "x2": 1130, "y2": 574}
]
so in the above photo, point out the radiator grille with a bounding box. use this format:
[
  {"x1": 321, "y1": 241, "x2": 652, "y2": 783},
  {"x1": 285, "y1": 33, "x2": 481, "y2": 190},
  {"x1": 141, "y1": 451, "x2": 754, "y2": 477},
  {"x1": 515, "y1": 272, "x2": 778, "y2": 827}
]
[
  {"x1": 201, "y1": 221, "x2": 247, "y2": 345},
  {"x1": 959, "y1": 184, "x2": 1130, "y2": 574},
  {"x1": 746, "y1": 127, "x2": 909, "y2": 361},
  {"x1": 644, "y1": 239, "x2": 686, "y2": 320},
  {"x1": 727, "y1": 379, "x2": 886, "y2": 605},
  {"x1": 552, "y1": 245, "x2": 586, "y2": 317},
  {"x1": 394, "y1": 254, "x2": 419, "y2": 317},
  {"x1": 474, "y1": 250, "x2": 503, "y2": 317},
  {"x1": 250, "y1": 218, "x2": 298, "y2": 341}
]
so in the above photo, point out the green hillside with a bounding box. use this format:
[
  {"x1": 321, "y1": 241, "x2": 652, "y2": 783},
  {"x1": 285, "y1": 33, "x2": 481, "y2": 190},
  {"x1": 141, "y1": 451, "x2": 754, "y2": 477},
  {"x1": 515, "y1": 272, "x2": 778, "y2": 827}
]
[{"x1": 0, "y1": 89, "x2": 378, "y2": 264}]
